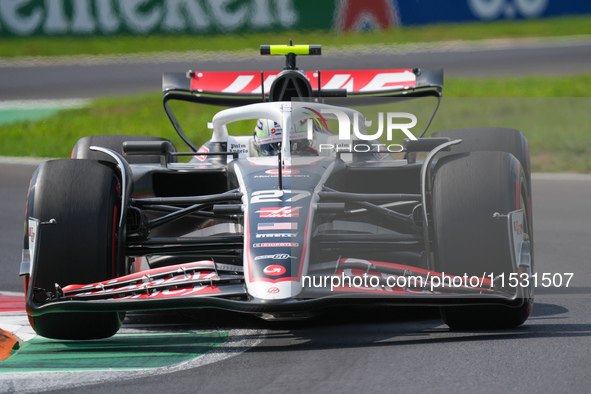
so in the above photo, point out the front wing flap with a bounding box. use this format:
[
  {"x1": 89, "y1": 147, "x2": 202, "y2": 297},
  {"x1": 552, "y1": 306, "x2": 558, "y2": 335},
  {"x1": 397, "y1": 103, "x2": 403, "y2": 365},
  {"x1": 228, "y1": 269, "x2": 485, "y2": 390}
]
[{"x1": 26, "y1": 257, "x2": 526, "y2": 317}]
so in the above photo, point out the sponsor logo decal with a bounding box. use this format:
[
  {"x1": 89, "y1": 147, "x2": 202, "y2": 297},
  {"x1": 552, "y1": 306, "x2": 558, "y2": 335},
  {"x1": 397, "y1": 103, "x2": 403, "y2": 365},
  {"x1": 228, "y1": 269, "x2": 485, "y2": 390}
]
[
  {"x1": 253, "y1": 242, "x2": 299, "y2": 248},
  {"x1": 267, "y1": 287, "x2": 281, "y2": 294},
  {"x1": 229, "y1": 142, "x2": 248, "y2": 154},
  {"x1": 254, "y1": 254, "x2": 295, "y2": 261},
  {"x1": 265, "y1": 168, "x2": 300, "y2": 175},
  {"x1": 254, "y1": 173, "x2": 309, "y2": 179},
  {"x1": 263, "y1": 265, "x2": 287, "y2": 276},
  {"x1": 256, "y1": 233, "x2": 297, "y2": 238},
  {"x1": 258, "y1": 222, "x2": 298, "y2": 230},
  {"x1": 469, "y1": 0, "x2": 548, "y2": 20},
  {"x1": 513, "y1": 220, "x2": 523, "y2": 235},
  {"x1": 257, "y1": 207, "x2": 301, "y2": 218},
  {"x1": 195, "y1": 145, "x2": 209, "y2": 161},
  {"x1": 251, "y1": 190, "x2": 310, "y2": 204},
  {"x1": 28, "y1": 227, "x2": 35, "y2": 243},
  {"x1": 0, "y1": 1, "x2": 299, "y2": 37}
]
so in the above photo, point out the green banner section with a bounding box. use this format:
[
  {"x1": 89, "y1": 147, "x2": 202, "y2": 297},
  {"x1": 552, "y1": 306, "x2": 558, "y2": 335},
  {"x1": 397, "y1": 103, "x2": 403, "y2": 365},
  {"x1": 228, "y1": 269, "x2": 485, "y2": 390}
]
[
  {"x1": 2, "y1": 1, "x2": 589, "y2": 37},
  {"x1": 0, "y1": 331, "x2": 227, "y2": 372},
  {"x1": 0, "y1": 0, "x2": 335, "y2": 37}
]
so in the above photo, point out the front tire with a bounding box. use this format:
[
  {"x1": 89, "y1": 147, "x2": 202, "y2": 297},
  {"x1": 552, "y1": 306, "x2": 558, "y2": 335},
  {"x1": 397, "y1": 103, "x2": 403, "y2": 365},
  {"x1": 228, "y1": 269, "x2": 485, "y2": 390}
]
[
  {"x1": 25, "y1": 159, "x2": 124, "y2": 339},
  {"x1": 431, "y1": 151, "x2": 533, "y2": 329}
]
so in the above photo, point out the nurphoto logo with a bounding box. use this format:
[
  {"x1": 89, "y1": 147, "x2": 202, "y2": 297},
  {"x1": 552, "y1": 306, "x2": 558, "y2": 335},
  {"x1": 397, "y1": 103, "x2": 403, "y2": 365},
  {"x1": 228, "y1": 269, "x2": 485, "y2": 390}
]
[{"x1": 316, "y1": 109, "x2": 418, "y2": 154}]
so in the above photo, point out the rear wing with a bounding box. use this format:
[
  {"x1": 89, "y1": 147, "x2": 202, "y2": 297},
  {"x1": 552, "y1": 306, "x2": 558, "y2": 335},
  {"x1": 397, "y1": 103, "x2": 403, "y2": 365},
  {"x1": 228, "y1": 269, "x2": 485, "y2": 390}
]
[
  {"x1": 163, "y1": 68, "x2": 443, "y2": 105},
  {"x1": 161, "y1": 44, "x2": 443, "y2": 151}
]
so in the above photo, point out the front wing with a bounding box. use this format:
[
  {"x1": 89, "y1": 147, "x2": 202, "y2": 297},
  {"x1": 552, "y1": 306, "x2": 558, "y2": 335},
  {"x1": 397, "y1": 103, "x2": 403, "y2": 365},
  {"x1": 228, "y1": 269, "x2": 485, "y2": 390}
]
[{"x1": 25, "y1": 224, "x2": 529, "y2": 318}]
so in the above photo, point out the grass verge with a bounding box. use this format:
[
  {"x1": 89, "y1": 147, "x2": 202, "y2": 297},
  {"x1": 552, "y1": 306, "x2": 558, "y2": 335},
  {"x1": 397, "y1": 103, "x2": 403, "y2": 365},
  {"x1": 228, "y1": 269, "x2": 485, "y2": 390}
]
[{"x1": 1, "y1": 72, "x2": 590, "y2": 173}]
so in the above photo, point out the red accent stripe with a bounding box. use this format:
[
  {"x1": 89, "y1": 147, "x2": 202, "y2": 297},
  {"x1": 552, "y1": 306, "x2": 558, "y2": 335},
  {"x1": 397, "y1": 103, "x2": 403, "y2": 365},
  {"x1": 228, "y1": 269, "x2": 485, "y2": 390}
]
[
  {"x1": 111, "y1": 203, "x2": 118, "y2": 278},
  {"x1": 0, "y1": 294, "x2": 26, "y2": 312},
  {"x1": 62, "y1": 261, "x2": 215, "y2": 292},
  {"x1": 246, "y1": 158, "x2": 321, "y2": 166},
  {"x1": 516, "y1": 177, "x2": 520, "y2": 209},
  {"x1": 249, "y1": 276, "x2": 298, "y2": 283},
  {"x1": 190, "y1": 69, "x2": 416, "y2": 94},
  {"x1": 331, "y1": 286, "x2": 444, "y2": 295},
  {"x1": 305, "y1": 107, "x2": 329, "y2": 130},
  {"x1": 245, "y1": 209, "x2": 252, "y2": 282},
  {"x1": 297, "y1": 206, "x2": 313, "y2": 281},
  {"x1": 115, "y1": 284, "x2": 221, "y2": 300},
  {"x1": 339, "y1": 258, "x2": 493, "y2": 285}
]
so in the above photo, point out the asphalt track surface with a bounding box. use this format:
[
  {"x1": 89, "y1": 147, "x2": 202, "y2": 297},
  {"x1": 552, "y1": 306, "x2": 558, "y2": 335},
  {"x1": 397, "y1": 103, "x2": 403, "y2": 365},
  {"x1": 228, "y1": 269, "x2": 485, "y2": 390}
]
[
  {"x1": 1, "y1": 163, "x2": 591, "y2": 393},
  {"x1": 0, "y1": 38, "x2": 590, "y2": 100},
  {"x1": 1, "y1": 40, "x2": 591, "y2": 392}
]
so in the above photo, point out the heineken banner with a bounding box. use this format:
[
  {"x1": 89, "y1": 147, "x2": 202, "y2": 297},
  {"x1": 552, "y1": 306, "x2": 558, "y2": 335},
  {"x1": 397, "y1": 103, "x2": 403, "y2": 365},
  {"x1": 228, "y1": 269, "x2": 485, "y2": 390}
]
[{"x1": 0, "y1": 0, "x2": 589, "y2": 37}]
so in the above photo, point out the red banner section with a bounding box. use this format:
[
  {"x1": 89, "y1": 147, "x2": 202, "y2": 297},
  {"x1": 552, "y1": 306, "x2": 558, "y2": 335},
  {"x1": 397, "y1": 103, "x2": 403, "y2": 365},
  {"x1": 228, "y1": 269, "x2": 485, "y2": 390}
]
[{"x1": 190, "y1": 69, "x2": 416, "y2": 95}]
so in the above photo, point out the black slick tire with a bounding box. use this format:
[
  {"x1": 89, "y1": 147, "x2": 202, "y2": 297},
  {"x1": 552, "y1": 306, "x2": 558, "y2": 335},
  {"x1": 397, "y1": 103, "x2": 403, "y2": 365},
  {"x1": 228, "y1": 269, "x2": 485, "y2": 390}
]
[
  {"x1": 24, "y1": 159, "x2": 124, "y2": 339},
  {"x1": 431, "y1": 151, "x2": 533, "y2": 329}
]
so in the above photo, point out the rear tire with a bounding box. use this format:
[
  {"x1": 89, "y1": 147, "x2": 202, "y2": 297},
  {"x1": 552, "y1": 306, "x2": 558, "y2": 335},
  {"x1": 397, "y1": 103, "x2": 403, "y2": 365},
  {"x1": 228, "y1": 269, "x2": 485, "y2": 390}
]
[
  {"x1": 431, "y1": 127, "x2": 531, "y2": 190},
  {"x1": 431, "y1": 151, "x2": 533, "y2": 329},
  {"x1": 432, "y1": 127, "x2": 534, "y2": 267},
  {"x1": 25, "y1": 159, "x2": 124, "y2": 339}
]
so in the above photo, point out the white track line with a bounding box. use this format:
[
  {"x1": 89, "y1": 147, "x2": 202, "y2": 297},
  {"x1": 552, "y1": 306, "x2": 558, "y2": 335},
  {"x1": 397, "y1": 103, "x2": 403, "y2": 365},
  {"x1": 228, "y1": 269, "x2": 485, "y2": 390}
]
[
  {"x1": 0, "y1": 292, "x2": 266, "y2": 394},
  {"x1": 532, "y1": 173, "x2": 591, "y2": 181},
  {"x1": 0, "y1": 99, "x2": 90, "y2": 110}
]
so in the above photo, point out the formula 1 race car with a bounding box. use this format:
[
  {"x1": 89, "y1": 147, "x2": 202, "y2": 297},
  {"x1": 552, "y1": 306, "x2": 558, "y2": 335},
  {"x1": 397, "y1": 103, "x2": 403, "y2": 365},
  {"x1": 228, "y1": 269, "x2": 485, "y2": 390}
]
[{"x1": 21, "y1": 44, "x2": 533, "y2": 339}]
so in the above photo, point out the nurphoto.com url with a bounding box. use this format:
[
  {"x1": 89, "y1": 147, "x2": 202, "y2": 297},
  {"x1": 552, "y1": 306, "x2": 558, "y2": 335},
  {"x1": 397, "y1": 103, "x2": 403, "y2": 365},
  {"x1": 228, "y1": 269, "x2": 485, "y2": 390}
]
[{"x1": 301, "y1": 272, "x2": 574, "y2": 292}]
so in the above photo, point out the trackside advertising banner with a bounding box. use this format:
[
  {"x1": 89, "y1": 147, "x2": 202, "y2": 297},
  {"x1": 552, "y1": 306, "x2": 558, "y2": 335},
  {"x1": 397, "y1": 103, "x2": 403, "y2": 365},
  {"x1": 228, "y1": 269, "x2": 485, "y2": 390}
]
[{"x1": 0, "y1": 0, "x2": 590, "y2": 37}]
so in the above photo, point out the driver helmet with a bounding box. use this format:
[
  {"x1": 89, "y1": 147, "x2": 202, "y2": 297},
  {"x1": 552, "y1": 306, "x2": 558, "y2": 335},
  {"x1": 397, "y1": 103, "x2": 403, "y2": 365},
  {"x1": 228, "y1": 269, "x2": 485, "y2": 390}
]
[
  {"x1": 253, "y1": 119, "x2": 318, "y2": 156},
  {"x1": 253, "y1": 119, "x2": 283, "y2": 156}
]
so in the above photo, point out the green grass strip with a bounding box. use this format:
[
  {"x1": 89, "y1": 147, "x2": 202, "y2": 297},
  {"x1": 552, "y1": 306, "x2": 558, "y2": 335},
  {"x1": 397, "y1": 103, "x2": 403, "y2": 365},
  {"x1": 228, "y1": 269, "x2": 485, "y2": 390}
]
[
  {"x1": 0, "y1": 331, "x2": 228, "y2": 372},
  {"x1": 1, "y1": 72, "x2": 590, "y2": 172}
]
